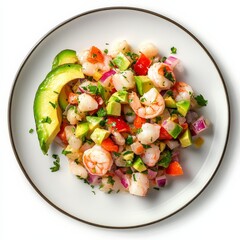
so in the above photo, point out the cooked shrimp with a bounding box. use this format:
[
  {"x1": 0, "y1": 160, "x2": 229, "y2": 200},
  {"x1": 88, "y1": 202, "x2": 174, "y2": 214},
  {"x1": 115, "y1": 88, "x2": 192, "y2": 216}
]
[
  {"x1": 129, "y1": 173, "x2": 149, "y2": 196},
  {"x1": 109, "y1": 40, "x2": 131, "y2": 58},
  {"x1": 112, "y1": 70, "x2": 135, "y2": 91},
  {"x1": 69, "y1": 161, "x2": 88, "y2": 179},
  {"x1": 77, "y1": 50, "x2": 112, "y2": 76},
  {"x1": 148, "y1": 62, "x2": 176, "y2": 90},
  {"x1": 77, "y1": 93, "x2": 98, "y2": 112},
  {"x1": 130, "y1": 141, "x2": 144, "y2": 155},
  {"x1": 138, "y1": 42, "x2": 159, "y2": 58},
  {"x1": 136, "y1": 123, "x2": 160, "y2": 145},
  {"x1": 65, "y1": 126, "x2": 82, "y2": 150},
  {"x1": 141, "y1": 144, "x2": 160, "y2": 167},
  {"x1": 172, "y1": 82, "x2": 193, "y2": 102},
  {"x1": 129, "y1": 88, "x2": 165, "y2": 119},
  {"x1": 66, "y1": 106, "x2": 83, "y2": 125},
  {"x1": 111, "y1": 131, "x2": 125, "y2": 146},
  {"x1": 82, "y1": 145, "x2": 113, "y2": 176}
]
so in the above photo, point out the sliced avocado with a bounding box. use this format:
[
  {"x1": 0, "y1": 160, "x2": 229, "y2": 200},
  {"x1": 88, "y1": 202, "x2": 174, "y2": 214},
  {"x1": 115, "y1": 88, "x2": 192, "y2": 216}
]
[
  {"x1": 75, "y1": 122, "x2": 89, "y2": 139},
  {"x1": 58, "y1": 85, "x2": 71, "y2": 110},
  {"x1": 179, "y1": 128, "x2": 192, "y2": 147},
  {"x1": 106, "y1": 101, "x2": 121, "y2": 116},
  {"x1": 86, "y1": 116, "x2": 104, "y2": 132},
  {"x1": 133, "y1": 157, "x2": 147, "y2": 172},
  {"x1": 122, "y1": 151, "x2": 134, "y2": 161},
  {"x1": 135, "y1": 76, "x2": 154, "y2": 95},
  {"x1": 176, "y1": 100, "x2": 190, "y2": 117},
  {"x1": 113, "y1": 52, "x2": 131, "y2": 71},
  {"x1": 34, "y1": 64, "x2": 84, "y2": 154},
  {"x1": 108, "y1": 90, "x2": 128, "y2": 104},
  {"x1": 52, "y1": 49, "x2": 78, "y2": 69},
  {"x1": 90, "y1": 128, "x2": 110, "y2": 145},
  {"x1": 164, "y1": 96, "x2": 177, "y2": 108}
]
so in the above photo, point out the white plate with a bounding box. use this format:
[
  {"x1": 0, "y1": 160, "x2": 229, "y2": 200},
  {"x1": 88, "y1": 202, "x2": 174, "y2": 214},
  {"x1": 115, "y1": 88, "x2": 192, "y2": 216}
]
[{"x1": 8, "y1": 7, "x2": 230, "y2": 228}]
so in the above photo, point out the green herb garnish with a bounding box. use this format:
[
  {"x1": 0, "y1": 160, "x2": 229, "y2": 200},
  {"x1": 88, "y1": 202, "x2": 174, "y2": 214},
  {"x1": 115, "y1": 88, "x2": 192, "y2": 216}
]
[
  {"x1": 158, "y1": 150, "x2": 172, "y2": 168},
  {"x1": 195, "y1": 94, "x2": 208, "y2": 106},
  {"x1": 62, "y1": 149, "x2": 72, "y2": 156},
  {"x1": 97, "y1": 108, "x2": 107, "y2": 117},
  {"x1": 50, "y1": 154, "x2": 60, "y2": 172},
  {"x1": 29, "y1": 128, "x2": 34, "y2": 134},
  {"x1": 41, "y1": 116, "x2": 52, "y2": 124},
  {"x1": 171, "y1": 47, "x2": 177, "y2": 54},
  {"x1": 49, "y1": 101, "x2": 57, "y2": 109},
  {"x1": 126, "y1": 135, "x2": 133, "y2": 145},
  {"x1": 107, "y1": 176, "x2": 115, "y2": 185}
]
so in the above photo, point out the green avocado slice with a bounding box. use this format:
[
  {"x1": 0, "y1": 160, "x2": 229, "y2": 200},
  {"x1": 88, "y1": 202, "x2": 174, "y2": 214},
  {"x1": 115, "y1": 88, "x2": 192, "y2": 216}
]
[
  {"x1": 51, "y1": 49, "x2": 78, "y2": 70},
  {"x1": 34, "y1": 64, "x2": 84, "y2": 154}
]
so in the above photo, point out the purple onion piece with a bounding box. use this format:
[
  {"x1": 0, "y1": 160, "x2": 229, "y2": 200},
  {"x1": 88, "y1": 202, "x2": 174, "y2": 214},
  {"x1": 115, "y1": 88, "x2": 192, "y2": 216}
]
[
  {"x1": 100, "y1": 69, "x2": 116, "y2": 82},
  {"x1": 191, "y1": 116, "x2": 208, "y2": 135},
  {"x1": 156, "y1": 175, "x2": 167, "y2": 188}
]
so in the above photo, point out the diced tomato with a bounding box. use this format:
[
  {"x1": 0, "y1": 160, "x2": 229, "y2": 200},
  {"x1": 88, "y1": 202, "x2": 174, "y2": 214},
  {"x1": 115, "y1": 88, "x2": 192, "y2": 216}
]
[
  {"x1": 68, "y1": 92, "x2": 78, "y2": 105},
  {"x1": 87, "y1": 46, "x2": 104, "y2": 64},
  {"x1": 181, "y1": 122, "x2": 189, "y2": 131},
  {"x1": 107, "y1": 117, "x2": 130, "y2": 133},
  {"x1": 166, "y1": 161, "x2": 183, "y2": 176},
  {"x1": 101, "y1": 137, "x2": 119, "y2": 152},
  {"x1": 159, "y1": 126, "x2": 173, "y2": 140},
  {"x1": 133, "y1": 53, "x2": 151, "y2": 76},
  {"x1": 134, "y1": 115, "x2": 146, "y2": 129},
  {"x1": 57, "y1": 121, "x2": 68, "y2": 145}
]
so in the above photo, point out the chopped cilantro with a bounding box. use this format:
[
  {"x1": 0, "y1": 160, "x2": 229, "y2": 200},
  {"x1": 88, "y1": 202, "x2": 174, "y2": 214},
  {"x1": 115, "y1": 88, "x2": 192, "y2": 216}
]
[
  {"x1": 62, "y1": 149, "x2": 72, "y2": 156},
  {"x1": 29, "y1": 128, "x2": 34, "y2": 134},
  {"x1": 87, "y1": 85, "x2": 98, "y2": 95},
  {"x1": 153, "y1": 187, "x2": 160, "y2": 191},
  {"x1": 171, "y1": 47, "x2": 177, "y2": 54},
  {"x1": 140, "y1": 97, "x2": 146, "y2": 102},
  {"x1": 49, "y1": 101, "x2": 57, "y2": 109},
  {"x1": 50, "y1": 154, "x2": 60, "y2": 172},
  {"x1": 142, "y1": 144, "x2": 151, "y2": 149},
  {"x1": 104, "y1": 49, "x2": 108, "y2": 54},
  {"x1": 126, "y1": 135, "x2": 133, "y2": 145},
  {"x1": 164, "y1": 70, "x2": 175, "y2": 83},
  {"x1": 136, "y1": 128, "x2": 143, "y2": 134},
  {"x1": 97, "y1": 108, "x2": 107, "y2": 117},
  {"x1": 123, "y1": 150, "x2": 133, "y2": 156},
  {"x1": 107, "y1": 176, "x2": 115, "y2": 185},
  {"x1": 41, "y1": 116, "x2": 52, "y2": 124},
  {"x1": 113, "y1": 152, "x2": 121, "y2": 157},
  {"x1": 126, "y1": 112, "x2": 133, "y2": 116},
  {"x1": 195, "y1": 94, "x2": 208, "y2": 106},
  {"x1": 133, "y1": 173, "x2": 137, "y2": 181},
  {"x1": 160, "y1": 56, "x2": 167, "y2": 62},
  {"x1": 158, "y1": 150, "x2": 172, "y2": 168}
]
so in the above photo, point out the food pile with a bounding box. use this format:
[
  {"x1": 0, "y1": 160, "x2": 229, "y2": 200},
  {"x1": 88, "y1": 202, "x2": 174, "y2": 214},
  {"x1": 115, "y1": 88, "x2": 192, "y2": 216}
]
[{"x1": 33, "y1": 40, "x2": 209, "y2": 196}]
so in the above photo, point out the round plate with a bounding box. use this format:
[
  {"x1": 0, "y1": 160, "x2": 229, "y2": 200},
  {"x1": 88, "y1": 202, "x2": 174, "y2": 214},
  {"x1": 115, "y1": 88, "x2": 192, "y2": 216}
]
[{"x1": 8, "y1": 7, "x2": 230, "y2": 228}]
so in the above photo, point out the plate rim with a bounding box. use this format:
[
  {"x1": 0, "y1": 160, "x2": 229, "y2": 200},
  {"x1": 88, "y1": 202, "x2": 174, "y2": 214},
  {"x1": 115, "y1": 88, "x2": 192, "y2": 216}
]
[{"x1": 8, "y1": 6, "x2": 231, "y2": 229}]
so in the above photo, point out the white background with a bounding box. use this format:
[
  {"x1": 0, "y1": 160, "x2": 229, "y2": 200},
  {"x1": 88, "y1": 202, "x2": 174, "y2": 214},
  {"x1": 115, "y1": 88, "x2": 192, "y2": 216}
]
[{"x1": 1, "y1": 0, "x2": 239, "y2": 239}]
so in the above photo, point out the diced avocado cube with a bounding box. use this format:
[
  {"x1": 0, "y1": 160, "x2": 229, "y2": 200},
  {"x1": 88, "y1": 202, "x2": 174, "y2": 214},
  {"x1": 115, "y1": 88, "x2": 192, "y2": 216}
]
[
  {"x1": 179, "y1": 128, "x2": 192, "y2": 147},
  {"x1": 159, "y1": 142, "x2": 166, "y2": 152},
  {"x1": 122, "y1": 151, "x2": 134, "y2": 161},
  {"x1": 135, "y1": 76, "x2": 154, "y2": 95},
  {"x1": 90, "y1": 128, "x2": 110, "y2": 145},
  {"x1": 163, "y1": 119, "x2": 183, "y2": 139},
  {"x1": 97, "y1": 83, "x2": 110, "y2": 102},
  {"x1": 176, "y1": 100, "x2": 190, "y2": 117},
  {"x1": 86, "y1": 116, "x2": 104, "y2": 131},
  {"x1": 164, "y1": 96, "x2": 177, "y2": 108},
  {"x1": 75, "y1": 122, "x2": 89, "y2": 139},
  {"x1": 106, "y1": 101, "x2": 121, "y2": 116},
  {"x1": 133, "y1": 157, "x2": 147, "y2": 172},
  {"x1": 113, "y1": 52, "x2": 131, "y2": 71},
  {"x1": 108, "y1": 90, "x2": 129, "y2": 104}
]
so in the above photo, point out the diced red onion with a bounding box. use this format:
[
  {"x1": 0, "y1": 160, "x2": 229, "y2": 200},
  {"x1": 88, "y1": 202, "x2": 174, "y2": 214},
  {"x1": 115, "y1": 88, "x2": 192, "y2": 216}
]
[
  {"x1": 147, "y1": 169, "x2": 158, "y2": 180},
  {"x1": 88, "y1": 173, "x2": 101, "y2": 185},
  {"x1": 165, "y1": 140, "x2": 180, "y2": 150},
  {"x1": 191, "y1": 116, "x2": 208, "y2": 135},
  {"x1": 156, "y1": 175, "x2": 167, "y2": 188},
  {"x1": 171, "y1": 148, "x2": 180, "y2": 162},
  {"x1": 186, "y1": 111, "x2": 199, "y2": 124},
  {"x1": 100, "y1": 69, "x2": 116, "y2": 82},
  {"x1": 164, "y1": 56, "x2": 179, "y2": 69},
  {"x1": 115, "y1": 169, "x2": 130, "y2": 188}
]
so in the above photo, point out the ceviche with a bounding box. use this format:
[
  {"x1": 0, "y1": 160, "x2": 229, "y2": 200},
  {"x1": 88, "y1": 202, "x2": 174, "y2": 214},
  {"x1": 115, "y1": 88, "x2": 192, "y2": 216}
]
[{"x1": 33, "y1": 40, "x2": 209, "y2": 196}]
